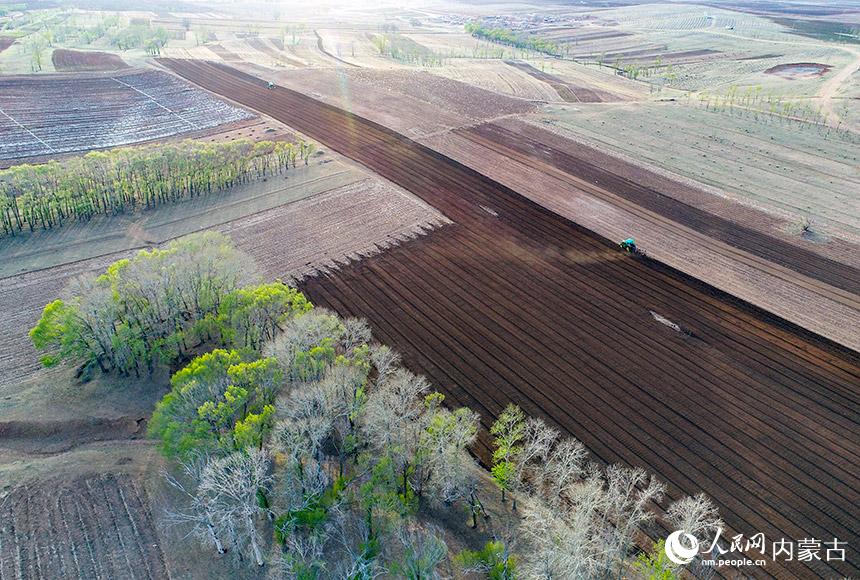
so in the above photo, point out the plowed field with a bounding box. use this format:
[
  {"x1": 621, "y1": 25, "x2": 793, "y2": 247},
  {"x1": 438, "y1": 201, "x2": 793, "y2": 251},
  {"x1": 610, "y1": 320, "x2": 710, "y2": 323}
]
[
  {"x1": 161, "y1": 59, "x2": 860, "y2": 579},
  {"x1": 0, "y1": 473, "x2": 168, "y2": 580},
  {"x1": 51, "y1": 49, "x2": 128, "y2": 72},
  {"x1": 0, "y1": 70, "x2": 252, "y2": 162}
]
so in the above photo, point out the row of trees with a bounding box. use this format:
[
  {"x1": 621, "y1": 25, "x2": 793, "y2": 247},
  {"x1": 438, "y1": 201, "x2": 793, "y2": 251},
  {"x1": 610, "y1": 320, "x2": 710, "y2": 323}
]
[
  {"x1": 698, "y1": 90, "x2": 857, "y2": 141},
  {"x1": 370, "y1": 33, "x2": 445, "y2": 67},
  {"x1": 465, "y1": 22, "x2": 561, "y2": 58},
  {"x1": 0, "y1": 139, "x2": 317, "y2": 237},
  {"x1": 33, "y1": 232, "x2": 724, "y2": 577}
]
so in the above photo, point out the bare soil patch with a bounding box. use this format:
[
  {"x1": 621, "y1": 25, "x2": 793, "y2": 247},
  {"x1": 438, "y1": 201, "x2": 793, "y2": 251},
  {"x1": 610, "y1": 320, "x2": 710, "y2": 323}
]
[
  {"x1": 208, "y1": 43, "x2": 243, "y2": 61},
  {"x1": 273, "y1": 67, "x2": 535, "y2": 138},
  {"x1": 765, "y1": 62, "x2": 833, "y2": 78},
  {"x1": 0, "y1": 37, "x2": 14, "y2": 53},
  {"x1": 245, "y1": 37, "x2": 305, "y2": 67},
  {"x1": 51, "y1": 48, "x2": 129, "y2": 72},
  {"x1": 0, "y1": 416, "x2": 146, "y2": 455}
]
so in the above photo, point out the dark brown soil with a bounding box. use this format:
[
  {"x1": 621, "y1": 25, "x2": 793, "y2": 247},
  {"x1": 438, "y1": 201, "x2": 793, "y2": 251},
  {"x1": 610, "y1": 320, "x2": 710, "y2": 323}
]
[
  {"x1": 161, "y1": 58, "x2": 860, "y2": 579},
  {"x1": 0, "y1": 417, "x2": 146, "y2": 454},
  {"x1": 0, "y1": 37, "x2": 14, "y2": 53},
  {"x1": 51, "y1": 49, "x2": 128, "y2": 72}
]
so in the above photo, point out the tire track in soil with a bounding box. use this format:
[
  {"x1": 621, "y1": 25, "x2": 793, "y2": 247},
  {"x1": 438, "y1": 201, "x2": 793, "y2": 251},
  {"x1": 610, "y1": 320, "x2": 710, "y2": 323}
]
[{"x1": 160, "y1": 59, "x2": 860, "y2": 579}]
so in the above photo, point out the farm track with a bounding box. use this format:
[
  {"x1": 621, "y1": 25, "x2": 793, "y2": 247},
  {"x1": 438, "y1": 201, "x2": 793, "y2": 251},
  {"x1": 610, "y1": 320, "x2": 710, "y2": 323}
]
[{"x1": 161, "y1": 59, "x2": 860, "y2": 578}]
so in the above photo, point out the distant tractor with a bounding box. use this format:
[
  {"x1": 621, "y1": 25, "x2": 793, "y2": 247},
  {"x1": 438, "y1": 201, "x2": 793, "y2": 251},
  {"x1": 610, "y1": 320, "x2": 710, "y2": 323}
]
[
  {"x1": 267, "y1": 81, "x2": 275, "y2": 89},
  {"x1": 619, "y1": 238, "x2": 637, "y2": 252},
  {"x1": 619, "y1": 238, "x2": 640, "y2": 254}
]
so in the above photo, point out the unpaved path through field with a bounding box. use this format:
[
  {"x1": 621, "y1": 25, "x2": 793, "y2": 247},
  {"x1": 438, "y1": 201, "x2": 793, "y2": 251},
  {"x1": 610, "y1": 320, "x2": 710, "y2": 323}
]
[
  {"x1": 161, "y1": 59, "x2": 860, "y2": 579},
  {"x1": 818, "y1": 46, "x2": 860, "y2": 124}
]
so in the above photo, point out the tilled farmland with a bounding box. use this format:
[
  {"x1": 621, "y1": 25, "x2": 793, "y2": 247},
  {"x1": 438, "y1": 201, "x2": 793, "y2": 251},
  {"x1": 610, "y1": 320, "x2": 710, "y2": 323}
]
[
  {"x1": 51, "y1": 49, "x2": 129, "y2": 72},
  {"x1": 162, "y1": 59, "x2": 860, "y2": 578},
  {"x1": 0, "y1": 70, "x2": 252, "y2": 162},
  {"x1": 0, "y1": 473, "x2": 168, "y2": 580}
]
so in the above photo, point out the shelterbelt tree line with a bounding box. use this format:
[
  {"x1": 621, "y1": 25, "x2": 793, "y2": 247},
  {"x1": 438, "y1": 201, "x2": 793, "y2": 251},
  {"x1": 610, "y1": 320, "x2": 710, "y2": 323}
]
[
  {"x1": 31, "y1": 232, "x2": 722, "y2": 578},
  {"x1": 0, "y1": 138, "x2": 317, "y2": 237}
]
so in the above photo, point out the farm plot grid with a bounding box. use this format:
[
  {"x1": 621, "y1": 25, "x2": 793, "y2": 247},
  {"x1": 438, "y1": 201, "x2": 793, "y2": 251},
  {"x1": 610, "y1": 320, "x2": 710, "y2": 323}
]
[
  {"x1": 0, "y1": 70, "x2": 253, "y2": 162},
  {"x1": 161, "y1": 59, "x2": 860, "y2": 579}
]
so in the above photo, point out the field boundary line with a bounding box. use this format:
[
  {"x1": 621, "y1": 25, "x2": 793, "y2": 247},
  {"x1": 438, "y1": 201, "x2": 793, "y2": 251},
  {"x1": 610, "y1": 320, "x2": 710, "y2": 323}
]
[
  {"x1": 111, "y1": 76, "x2": 200, "y2": 131},
  {"x1": 0, "y1": 106, "x2": 57, "y2": 154}
]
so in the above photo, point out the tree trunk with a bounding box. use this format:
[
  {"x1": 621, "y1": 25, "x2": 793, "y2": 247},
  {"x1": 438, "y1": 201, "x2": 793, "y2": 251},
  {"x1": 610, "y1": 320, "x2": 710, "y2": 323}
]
[
  {"x1": 207, "y1": 522, "x2": 225, "y2": 554},
  {"x1": 249, "y1": 528, "x2": 264, "y2": 566}
]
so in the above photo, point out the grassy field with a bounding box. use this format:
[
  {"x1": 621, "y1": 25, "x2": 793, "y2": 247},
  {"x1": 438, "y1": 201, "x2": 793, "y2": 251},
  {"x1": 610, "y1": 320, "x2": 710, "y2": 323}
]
[{"x1": 535, "y1": 100, "x2": 860, "y2": 239}]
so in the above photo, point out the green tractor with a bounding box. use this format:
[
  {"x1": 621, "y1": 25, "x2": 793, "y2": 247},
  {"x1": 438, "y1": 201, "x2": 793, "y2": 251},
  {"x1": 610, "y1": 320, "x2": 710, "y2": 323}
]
[
  {"x1": 619, "y1": 238, "x2": 637, "y2": 253},
  {"x1": 620, "y1": 238, "x2": 645, "y2": 256}
]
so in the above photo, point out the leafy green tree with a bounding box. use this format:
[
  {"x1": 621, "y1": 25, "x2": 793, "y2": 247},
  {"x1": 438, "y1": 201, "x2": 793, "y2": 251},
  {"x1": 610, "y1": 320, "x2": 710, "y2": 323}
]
[
  {"x1": 490, "y1": 404, "x2": 525, "y2": 503},
  {"x1": 234, "y1": 404, "x2": 276, "y2": 450},
  {"x1": 31, "y1": 232, "x2": 249, "y2": 376},
  {"x1": 149, "y1": 350, "x2": 285, "y2": 458},
  {"x1": 218, "y1": 282, "x2": 312, "y2": 352},
  {"x1": 633, "y1": 540, "x2": 678, "y2": 580},
  {"x1": 149, "y1": 349, "x2": 244, "y2": 457},
  {"x1": 454, "y1": 541, "x2": 517, "y2": 579}
]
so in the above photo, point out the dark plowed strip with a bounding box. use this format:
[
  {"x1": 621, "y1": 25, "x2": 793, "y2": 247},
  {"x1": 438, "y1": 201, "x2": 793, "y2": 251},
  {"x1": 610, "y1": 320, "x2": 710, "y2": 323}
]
[
  {"x1": 160, "y1": 58, "x2": 860, "y2": 579},
  {"x1": 506, "y1": 60, "x2": 619, "y2": 103}
]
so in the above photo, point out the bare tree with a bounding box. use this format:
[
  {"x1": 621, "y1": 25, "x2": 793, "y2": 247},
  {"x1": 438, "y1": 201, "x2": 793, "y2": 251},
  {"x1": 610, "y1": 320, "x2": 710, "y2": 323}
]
[
  {"x1": 389, "y1": 523, "x2": 448, "y2": 580},
  {"x1": 161, "y1": 455, "x2": 226, "y2": 555},
  {"x1": 539, "y1": 437, "x2": 587, "y2": 507},
  {"x1": 361, "y1": 368, "x2": 430, "y2": 497},
  {"x1": 511, "y1": 417, "x2": 559, "y2": 509},
  {"x1": 666, "y1": 493, "x2": 723, "y2": 539},
  {"x1": 329, "y1": 507, "x2": 387, "y2": 579},
  {"x1": 341, "y1": 317, "x2": 372, "y2": 353},
  {"x1": 416, "y1": 403, "x2": 479, "y2": 502},
  {"x1": 369, "y1": 344, "x2": 401, "y2": 381},
  {"x1": 602, "y1": 465, "x2": 665, "y2": 567},
  {"x1": 200, "y1": 449, "x2": 273, "y2": 566}
]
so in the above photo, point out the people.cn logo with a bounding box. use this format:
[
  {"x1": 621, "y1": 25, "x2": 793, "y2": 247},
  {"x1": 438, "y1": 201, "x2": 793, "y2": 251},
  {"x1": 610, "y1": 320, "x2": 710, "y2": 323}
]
[{"x1": 665, "y1": 530, "x2": 700, "y2": 565}]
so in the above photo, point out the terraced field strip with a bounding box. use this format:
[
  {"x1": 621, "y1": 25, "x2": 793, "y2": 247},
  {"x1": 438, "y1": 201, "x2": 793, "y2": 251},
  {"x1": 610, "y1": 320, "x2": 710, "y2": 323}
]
[
  {"x1": 161, "y1": 59, "x2": 860, "y2": 579},
  {"x1": 506, "y1": 60, "x2": 618, "y2": 102},
  {"x1": 457, "y1": 121, "x2": 860, "y2": 305}
]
